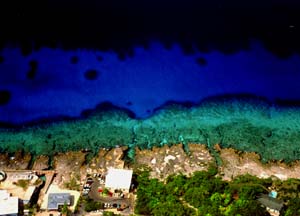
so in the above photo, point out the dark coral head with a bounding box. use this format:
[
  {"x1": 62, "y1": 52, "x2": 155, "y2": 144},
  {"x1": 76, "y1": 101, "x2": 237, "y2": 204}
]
[
  {"x1": 84, "y1": 69, "x2": 99, "y2": 80},
  {"x1": 0, "y1": 90, "x2": 11, "y2": 105}
]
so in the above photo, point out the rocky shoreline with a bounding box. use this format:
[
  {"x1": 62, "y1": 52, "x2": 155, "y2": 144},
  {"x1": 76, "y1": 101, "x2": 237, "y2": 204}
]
[{"x1": 1, "y1": 143, "x2": 299, "y2": 185}]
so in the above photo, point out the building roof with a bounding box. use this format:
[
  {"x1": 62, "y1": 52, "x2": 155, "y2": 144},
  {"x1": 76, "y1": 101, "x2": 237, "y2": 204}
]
[
  {"x1": 105, "y1": 168, "x2": 133, "y2": 190},
  {"x1": 258, "y1": 194, "x2": 284, "y2": 211},
  {"x1": 0, "y1": 190, "x2": 19, "y2": 215},
  {"x1": 47, "y1": 193, "x2": 71, "y2": 210},
  {"x1": 8, "y1": 172, "x2": 34, "y2": 181}
]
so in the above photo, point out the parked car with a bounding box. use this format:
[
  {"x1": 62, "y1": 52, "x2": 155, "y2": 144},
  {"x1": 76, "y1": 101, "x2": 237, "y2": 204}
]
[
  {"x1": 112, "y1": 203, "x2": 121, "y2": 208},
  {"x1": 82, "y1": 191, "x2": 89, "y2": 195},
  {"x1": 104, "y1": 203, "x2": 113, "y2": 208},
  {"x1": 86, "y1": 181, "x2": 93, "y2": 186},
  {"x1": 87, "y1": 178, "x2": 93, "y2": 183},
  {"x1": 83, "y1": 184, "x2": 90, "y2": 189}
]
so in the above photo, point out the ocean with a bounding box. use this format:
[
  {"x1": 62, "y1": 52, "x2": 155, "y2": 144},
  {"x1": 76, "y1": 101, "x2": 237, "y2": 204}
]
[{"x1": 0, "y1": 0, "x2": 300, "y2": 161}]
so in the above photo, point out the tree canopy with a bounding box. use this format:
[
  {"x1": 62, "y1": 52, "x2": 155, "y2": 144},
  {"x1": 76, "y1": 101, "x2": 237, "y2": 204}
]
[{"x1": 134, "y1": 168, "x2": 273, "y2": 216}]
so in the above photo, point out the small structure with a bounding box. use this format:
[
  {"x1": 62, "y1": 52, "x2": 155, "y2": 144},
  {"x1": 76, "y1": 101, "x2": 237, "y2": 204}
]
[
  {"x1": 7, "y1": 172, "x2": 35, "y2": 181},
  {"x1": 269, "y1": 190, "x2": 278, "y2": 198},
  {"x1": 105, "y1": 168, "x2": 133, "y2": 193},
  {"x1": 258, "y1": 194, "x2": 284, "y2": 215},
  {"x1": 0, "y1": 190, "x2": 19, "y2": 216},
  {"x1": 47, "y1": 193, "x2": 71, "y2": 210}
]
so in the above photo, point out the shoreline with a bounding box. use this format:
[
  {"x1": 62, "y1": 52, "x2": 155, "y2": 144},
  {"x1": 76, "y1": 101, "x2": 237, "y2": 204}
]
[
  {"x1": 1, "y1": 143, "x2": 299, "y2": 215},
  {"x1": 1, "y1": 143, "x2": 300, "y2": 183}
]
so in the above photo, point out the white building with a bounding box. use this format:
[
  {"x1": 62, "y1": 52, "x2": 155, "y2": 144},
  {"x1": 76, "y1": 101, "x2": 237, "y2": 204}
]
[
  {"x1": 0, "y1": 190, "x2": 19, "y2": 216},
  {"x1": 7, "y1": 172, "x2": 35, "y2": 181},
  {"x1": 105, "y1": 168, "x2": 133, "y2": 192}
]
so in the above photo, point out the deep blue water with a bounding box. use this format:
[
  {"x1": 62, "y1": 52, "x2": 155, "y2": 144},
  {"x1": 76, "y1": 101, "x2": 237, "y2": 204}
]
[
  {"x1": 1, "y1": 0, "x2": 300, "y2": 126},
  {"x1": 1, "y1": 40, "x2": 300, "y2": 125}
]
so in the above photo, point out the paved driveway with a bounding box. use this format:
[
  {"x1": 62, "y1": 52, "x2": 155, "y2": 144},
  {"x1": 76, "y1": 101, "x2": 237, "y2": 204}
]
[{"x1": 87, "y1": 178, "x2": 133, "y2": 213}]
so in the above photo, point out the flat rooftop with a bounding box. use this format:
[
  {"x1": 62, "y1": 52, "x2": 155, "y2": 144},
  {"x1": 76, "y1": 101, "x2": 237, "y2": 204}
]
[
  {"x1": 47, "y1": 193, "x2": 71, "y2": 210},
  {"x1": 105, "y1": 168, "x2": 133, "y2": 190},
  {"x1": 0, "y1": 190, "x2": 19, "y2": 215}
]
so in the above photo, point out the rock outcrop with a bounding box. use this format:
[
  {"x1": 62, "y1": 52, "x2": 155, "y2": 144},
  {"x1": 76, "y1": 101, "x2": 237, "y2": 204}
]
[
  {"x1": 0, "y1": 151, "x2": 31, "y2": 170},
  {"x1": 87, "y1": 146, "x2": 128, "y2": 174},
  {"x1": 218, "y1": 147, "x2": 300, "y2": 181},
  {"x1": 134, "y1": 143, "x2": 216, "y2": 179},
  {"x1": 52, "y1": 151, "x2": 88, "y2": 188},
  {"x1": 32, "y1": 155, "x2": 49, "y2": 170}
]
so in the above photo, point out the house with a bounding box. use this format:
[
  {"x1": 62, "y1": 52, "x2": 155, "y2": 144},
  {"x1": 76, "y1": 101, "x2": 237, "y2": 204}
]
[
  {"x1": 258, "y1": 194, "x2": 284, "y2": 215},
  {"x1": 41, "y1": 184, "x2": 80, "y2": 212},
  {"x1": 47, "y1": 193, "x2": 71, "y2": 210},
  {"x1": 105, "y1": 168, "x2": 133, "y2": 193},
  {"x1": 0, "y1": 190, "x2": 19, "y2": 216}
]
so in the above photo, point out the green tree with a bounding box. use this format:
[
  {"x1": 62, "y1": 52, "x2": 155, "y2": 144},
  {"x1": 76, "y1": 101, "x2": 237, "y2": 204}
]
[
  {"x1": 207, "y1": 165, "x2": 218, "y2": 176},
  {"x1": 152, "y1": 201, "x2": 194, "y2": 216},
  {"x1": 61, "y1": 203, "x2": 71, "y2": 216},
  {"x1": 226, "y1": 175, "x2": 269, "y2": 200},
  {"x1": 284, "y1": 197, "x2": 300, "y2": 216},
  {"x1": 198, "y1": 205, "x2": 222, "y2": 216},
  {"x1": 210, "y1": 192, "x2": 223, "y2": 206},
  {"x1": 166, "y1": 174, "x2": 187, "y2": 196},
  {"x1": 275, "y1": 178, "x2": 300, "y2": 202},
  {"x1": 184, "y1": 187, "x2": 210, "y2": 208},
  {"x1": 225, "y1": 199, "x2": 270, "y2": 216},
  {"x1": 84, "y1": 199, "x2": 103, "y2": 212},
  {"x1": 134, "y1": 170, "x2": 296, "y2": 216},
  {"x1": 15, "y1": 179, "x2": 30, "y2": 190},
  {"x1": 135, "y1": 171, "x2": 166, "y2": 215}
]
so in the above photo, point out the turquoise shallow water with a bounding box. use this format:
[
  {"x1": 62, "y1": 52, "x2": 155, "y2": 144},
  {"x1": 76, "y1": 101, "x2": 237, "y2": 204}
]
[{"x1": 1, "y1": 98, "x2": 300, "y2": 162}]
